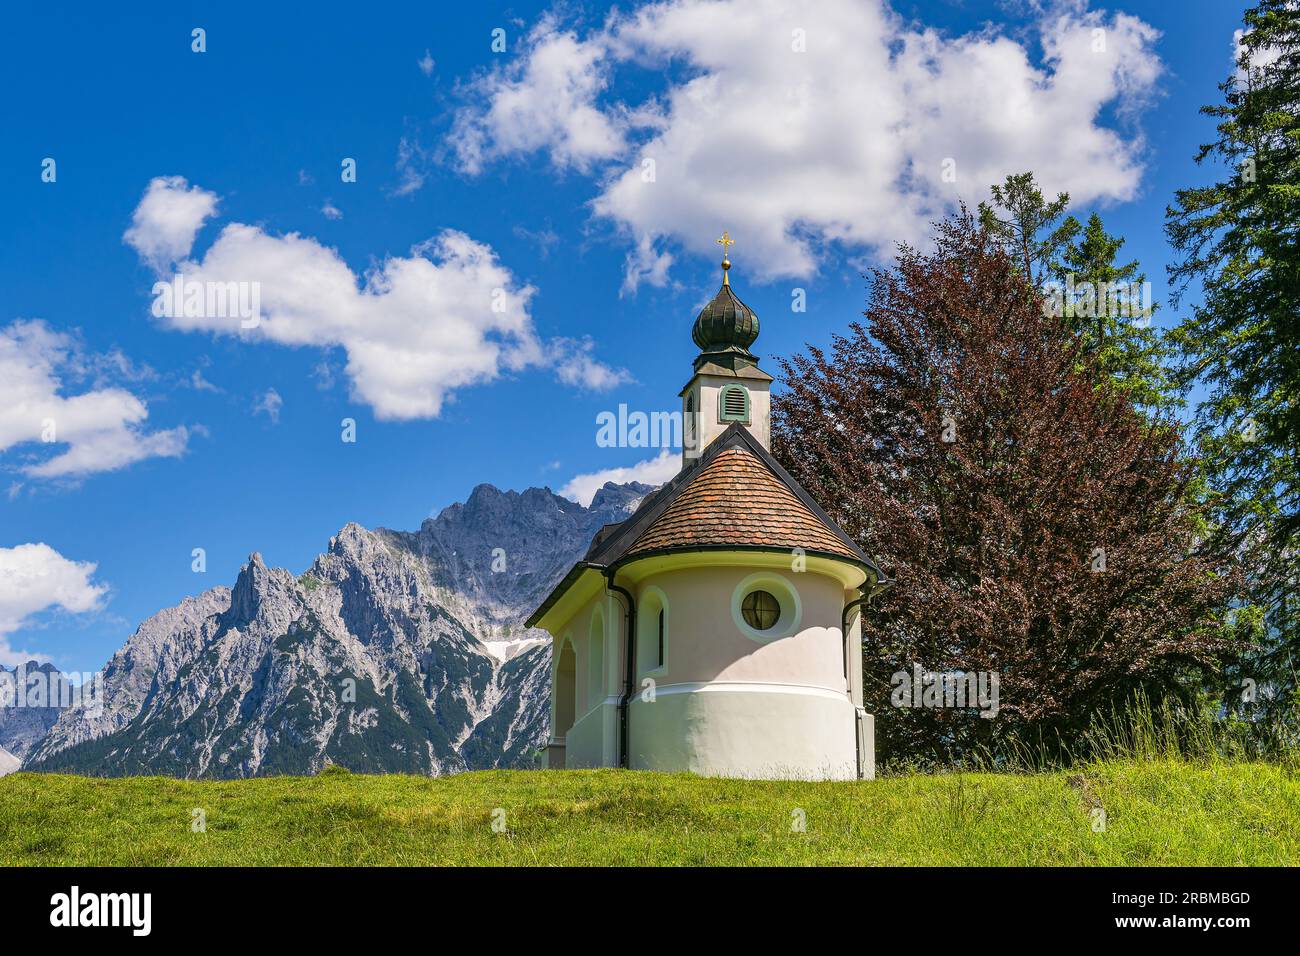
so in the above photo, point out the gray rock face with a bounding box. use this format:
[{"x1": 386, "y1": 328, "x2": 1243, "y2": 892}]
[
  {"x1": 0, "y1": 662, "x2": 70, "y2": 760},
  {"x1": 27, "y1": 589, "x2": 233, "y2": 759},
  {"x1": 22, "y1": 480, "x2": 652, "y2": 778}
]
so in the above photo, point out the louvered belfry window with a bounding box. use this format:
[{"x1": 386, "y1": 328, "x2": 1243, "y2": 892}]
[{"x1": 719, "y1": 384, "x2": 750, "y2": 423}]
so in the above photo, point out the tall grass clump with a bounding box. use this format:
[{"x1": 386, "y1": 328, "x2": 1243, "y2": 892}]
[
  {"x1": 1071, "y1": 690, "x2": 1298, "y2": 768},
  {"x1": 987, "y1": 691, "x2": 1294, "y2": 775},
  {"x1": 882, "y1": 691, "x2": 1300, "y2": 776}
]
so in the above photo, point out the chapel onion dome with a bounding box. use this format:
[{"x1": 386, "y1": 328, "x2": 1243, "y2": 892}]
[{"x1": 691, "y1": 234, "x2": 759, "y2": 369}]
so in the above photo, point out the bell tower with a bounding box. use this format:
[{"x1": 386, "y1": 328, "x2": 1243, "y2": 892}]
[{"x1": 681, "y1": 231, "x2": 773, "y2": 465}]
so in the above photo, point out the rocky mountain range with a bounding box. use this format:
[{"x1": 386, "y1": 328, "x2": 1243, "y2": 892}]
[
  {"x1": 0, "y1": 662, "x2": 69, "y2": 768},
  {"x1": 3, "y1": 481, "x2": 652, "y2": 778}
]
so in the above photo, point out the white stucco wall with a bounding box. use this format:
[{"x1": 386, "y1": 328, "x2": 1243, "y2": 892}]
[
  {"x1": 543, "y1": 554, "x2": 871, "y2": 780},
  {"x1": 628, "y1": 681, "x2": 858, "y2": 779},
  {"x1": 631, "y1": 565, "x2": 847, "y2": 687},
  {"x1": 549, "y1": 592, "x2": 624, "y2": 769},
  {"x1": 625, "y1": 563, "x2": 858, "y2": 779}
]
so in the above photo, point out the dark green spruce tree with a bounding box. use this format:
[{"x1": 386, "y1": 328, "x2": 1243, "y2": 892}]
[
  {"x1": 1166, "y1": 0, "x2": 1300, "y2": 736},
  {"x1": 977, "y1": 171, "x2": 1078, "y2": 285},
  {"x1": 1051, "y1": 213, "x2": 1178, "y2": 415},
  {"x1": 981, "y1": 172, "x2": 1180, "y2": 413}
]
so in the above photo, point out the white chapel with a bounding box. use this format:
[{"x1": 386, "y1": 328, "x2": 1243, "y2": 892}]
[{"x1": 526, "y1": 236, "x2": 888, "y2": 780}]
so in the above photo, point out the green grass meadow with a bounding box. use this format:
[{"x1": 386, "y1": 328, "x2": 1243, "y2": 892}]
[{"x1": 2, "y1": 758, "x2": 1297, "y2": 866}]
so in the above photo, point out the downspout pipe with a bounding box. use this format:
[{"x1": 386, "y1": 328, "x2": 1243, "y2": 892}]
[
  {"x1": 841, "y1": 576, "x2": 892, "y2": 683},
  {"x1": 607, "y1": 572, "x2": 636, "y2": 770},
  {"x1": 842, "y1": 595, "x2": 873, "y2": 691},
  {"x1": 841, "y1": 588, "x2": 877, "y2": 688}
]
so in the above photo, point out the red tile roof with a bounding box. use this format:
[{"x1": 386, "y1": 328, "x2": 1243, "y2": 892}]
[
  {"x1": 526, "y1": 424, "x2": 883, "y2": 628},
  {"x1": 624, "y1": 446, "x2": 862, "y2": 561}
]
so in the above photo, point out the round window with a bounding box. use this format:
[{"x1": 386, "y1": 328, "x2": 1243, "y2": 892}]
[{"x1": 741, "y1": 590, "x2": 781, "y2": 631}]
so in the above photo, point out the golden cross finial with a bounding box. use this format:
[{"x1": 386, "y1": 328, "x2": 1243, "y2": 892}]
[{"x1": 716, "y1": 230, "x2": 734, "y2": 285}]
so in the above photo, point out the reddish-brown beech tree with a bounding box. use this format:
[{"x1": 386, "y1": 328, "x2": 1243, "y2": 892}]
[{"x1": 772, "y1": 211, "x2": 1242, "y2": 766}]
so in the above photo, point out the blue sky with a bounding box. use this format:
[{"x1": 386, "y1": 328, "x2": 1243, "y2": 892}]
[{"x1": 0, "y1": 0, "x2": 1249, "y2": 672}]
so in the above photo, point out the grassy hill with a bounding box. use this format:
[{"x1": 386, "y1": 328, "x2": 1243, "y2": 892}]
[{"x1": 2, "y1": 758, "x2": 1297, "y2": 865}]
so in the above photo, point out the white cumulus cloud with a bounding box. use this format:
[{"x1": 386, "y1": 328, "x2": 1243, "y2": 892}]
[
  {"x1": 0, "y1": 543, "x2": 108, "y2": 665},
  {"x1": 560, "y1": 448, "x2": 679, "y2": 506},
  {"x1": 549, "y1": 337, "x2": 633, "y2": 390},
  {"x1": 0, "y1": 320, "x2": 189, "y2": 481},
  {"x1": 127, "y1": 178, "x2": 629, "y2": 419},
  {"x1": 123, "y1": 175, "x2": 218, "y2": 271},
  {"x1": 450, "y1": 18, "x2": 627, "y2": 175},
  {"x1": 448, "y1": 0, "x2": 1163, "y2": 287}
]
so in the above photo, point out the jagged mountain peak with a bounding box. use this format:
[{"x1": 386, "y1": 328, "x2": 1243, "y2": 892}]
[
  {"x1": 2, "y1": 659, "x2": 61, "y2": 676},
  {"x1": 590, "y1": 480, "x2": 656, "y2": 512},
  {"x1": 426, "y1": 479, "x2": 649, "y2": 529},
  {"x1": 18, "y1": 477, "x2": 664, "y2": 779},
  {"x1": 229, "y1": 552, "x2": 299, "y2": 627},
  {"x1": 323, "y1": 522, "x2": 386, "y2": 563}
]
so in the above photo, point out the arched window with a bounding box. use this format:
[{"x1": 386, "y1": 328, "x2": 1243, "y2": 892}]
[
  {"x1": 718, "y1": 384, "x2": 750, "y2": 423},
  {"x1": 637, "y1": 588, "x2": 668, "y2": 675},
  {"x1": 656, "y1": 608, "x2": 665, "y2": 669},
  {"x1": 684, "y1": 391, "x2": 698, "y2": 453},
  {"x1": 554, "y1": 637, "x2": 576, "y2": 739}
]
